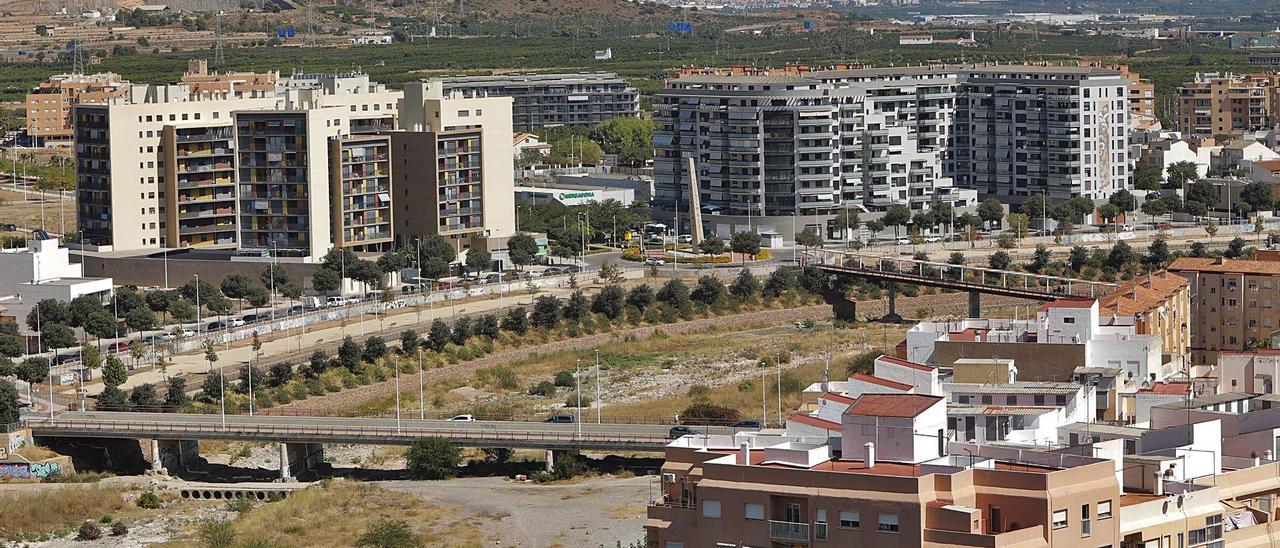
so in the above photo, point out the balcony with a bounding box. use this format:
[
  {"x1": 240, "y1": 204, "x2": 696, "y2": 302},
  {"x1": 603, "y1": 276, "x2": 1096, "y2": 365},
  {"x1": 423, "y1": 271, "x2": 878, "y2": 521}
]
[{"x1": 769, "y1": 520, "x2": 810, "y2": 542}]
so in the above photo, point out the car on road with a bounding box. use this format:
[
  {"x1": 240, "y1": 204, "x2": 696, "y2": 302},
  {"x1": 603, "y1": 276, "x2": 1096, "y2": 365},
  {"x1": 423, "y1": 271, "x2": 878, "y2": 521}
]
[
  {"x1": 544, "y1": 267, "x2": 563, "y2": 276},
  {"x1": 730, "y1": 420, "x2": 762, "y2": 429},
  {"x1": 922, "y1": 236, "x2": 942, "y2": 243},
  {"x1": 677, "y1": 234, "x2": 693, "y2": 244},
  {"x1": 543, "y1": 414, "x2": 575, "y2": 424},
  {"x1": 208, "y1": 321, "x2": 227, "y2": 330},
  {"x1": 668, "y1": 426, "x2": 704, "y2": 439},
  {"x1": 644, "y1": 258, "x2": 666, "y2": 266},
  {"x1": 449, "y1": 414, "x2": 476, "y2": 422},
  {"x1": 646, "y1": 234, "x2": 665, "y2": 244},
  {"x1": 563, "y1": 264, "x2": 583, "y2": 274},
  {"x1": 159, "y1": 332, "x2": 177, "y2": 341},
  {"x1": 895, "y1": 238, "x2": 911, "y2": 245},
  {"x1": 53, "y1": 354, "x2": 79, "y2": 365},
  {"x1": 107, "y1": 341, "x2": 131, "y2": 353},
  {"x1": 228, "y1": 318, "x2": 246, "y2": 327}
]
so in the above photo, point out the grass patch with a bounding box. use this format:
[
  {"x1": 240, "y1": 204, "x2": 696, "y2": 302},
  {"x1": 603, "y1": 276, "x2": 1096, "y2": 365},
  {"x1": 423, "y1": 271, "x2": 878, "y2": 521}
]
[
  {"x1": 177, "y1": 479, "x2": 482, "y2": 547},
  {"x1": 0, "y1": 486, "x2": 131, "y2": 541}
]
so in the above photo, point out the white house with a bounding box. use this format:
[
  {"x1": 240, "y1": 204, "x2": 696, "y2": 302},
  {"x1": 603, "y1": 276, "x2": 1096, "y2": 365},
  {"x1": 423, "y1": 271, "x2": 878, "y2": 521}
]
[
  {"x1": 841, "y1": 394, "x2": 947, "y2": 464},
  {"x1": 0, "y1": 235, "x2": 113, "y2": 330},
  {"x1": 1145, "y1": 138, "x2": 1217, "y2": 181},
  {"x1": 873, "y1": 356, "x2": 941, "y2": 395},
  {"x1": 1213, "y1": 140, "x2": 1280, "y2": 173}
]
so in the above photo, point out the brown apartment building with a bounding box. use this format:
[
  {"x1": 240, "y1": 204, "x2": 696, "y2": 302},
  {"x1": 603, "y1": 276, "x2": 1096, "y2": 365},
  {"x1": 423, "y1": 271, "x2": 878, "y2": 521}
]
[
  {"x1": 1113, "y1": 65, "x2": 1156, "y2": 118},
  {"x1": 24, "y1": 72, "x2": 129, "y2": 145},
  {"x1": 1175, "y1": 72, "x2": 1278, "y2": 136},
  {"x1": 1169, "y1": 255, "x2": 1280, "y2": 365},
  {"x1": 1098, "y1": 271, "x2": 1192, "y2": 365}
]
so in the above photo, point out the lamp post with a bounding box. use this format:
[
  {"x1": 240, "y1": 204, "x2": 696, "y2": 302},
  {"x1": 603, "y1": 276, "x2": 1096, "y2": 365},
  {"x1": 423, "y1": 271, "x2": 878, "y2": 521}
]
[
  {"x1": 418, "y1": 350, "x2": 425, "y2": 421},
  {"x1": 595, "y1": 348, "x2": 601, "y2": 424},
  {"x1": 219, "y1": 361, "x2": 226, "y2": 430},
  {"x1": 395, "y1": 357, "x2": 402, "y2": 433},
  {"x1": 194, "y1": 274, "x2": 201, "y2": 337},
  {"x1": 575, "y1": 358, "x2": 582, "y2": 437},
  {"x1": 246, "y1": 360, "x2": 254, "y2": 416}
]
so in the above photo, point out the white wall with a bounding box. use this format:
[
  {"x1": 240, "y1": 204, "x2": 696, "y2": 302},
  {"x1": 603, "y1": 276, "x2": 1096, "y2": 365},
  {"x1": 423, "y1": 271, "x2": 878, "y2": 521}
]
[
  {"x1": 874, "y1": 358, "x2": 941, "y2": 396},
  {"x1": 841, "y1": 401, "x2": 946, "y2": 464}
]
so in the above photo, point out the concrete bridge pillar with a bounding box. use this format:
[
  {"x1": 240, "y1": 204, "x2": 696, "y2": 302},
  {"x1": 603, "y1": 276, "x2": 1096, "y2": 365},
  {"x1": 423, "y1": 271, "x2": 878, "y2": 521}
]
[
  {"x1": 545, "y1": 449, "x2": 555, "y2": 473},
  {"x1": 280, "y1": 442, "x2": 325, "y2": 481},
  {"x1": 882, "y1": 282, "x2": 902, "y2": 322},
  {"x1": 155, "y1": 439, "x2": 199, "y2": 473},
  {"x1": 968, "y1": 291, "x2": 981, "y2": 318}
]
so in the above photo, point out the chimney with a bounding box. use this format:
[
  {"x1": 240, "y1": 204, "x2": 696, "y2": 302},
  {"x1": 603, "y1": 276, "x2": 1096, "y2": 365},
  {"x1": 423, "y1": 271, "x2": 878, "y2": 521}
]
[
  {"x1": 865, "y1": 442, "x2": 876, "y2": 468},
  {"x1": 739, "y1": 442, "x2": 750, "y2": 466},
  {"x1": 1153, "y1": 472, "x2": 1164, "y2": 496}
]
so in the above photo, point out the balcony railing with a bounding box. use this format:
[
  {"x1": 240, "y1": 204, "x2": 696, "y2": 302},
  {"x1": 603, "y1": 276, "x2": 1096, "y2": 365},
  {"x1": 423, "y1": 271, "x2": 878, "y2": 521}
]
[{"x1": 769, "y1": 520, "x2": 810, "y2": 542}]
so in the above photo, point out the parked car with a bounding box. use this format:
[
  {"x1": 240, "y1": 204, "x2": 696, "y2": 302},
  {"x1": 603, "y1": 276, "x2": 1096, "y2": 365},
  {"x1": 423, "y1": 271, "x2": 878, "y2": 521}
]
[
  {"x1": 544, "y1": 267, "x2": 563, "y2": 276},
  {"x1": 543, "y1": 414, "x2": 575, "y2": 424},
  {"x1": 677, "y1": 234, "x2": 693, "y2": 244},
  {"x1": 644, "y1": 258, "x2": 666, "y2": 266},
  {"x1": 177, "y1": 329, "x2": 196, "y2": 338},
  {"x1": 53, "y1": 353, "x2": 79, "y2": 366},
  {"x1": 668, "y1": 426, "x2": 704, "y2": 439},
  {"x1": 563, "y1": 264, "x2": 583, "y2": 274},
  {"x1": 325, "y1": 296, "x2": 345, "y2": 307},
  {"x1": 895, "y1": 237, "x2": 911, "y2": 245},
  {"x1": 730, "y1": 420, "x2": 762, "y2": 429},
  {"x1": 449, "y1": 414, "x2": 476, "y2": 422},
  {"x1": 241, "y1": 314, "x2": 261, "y2": 324},
  {"x1": 228, "y1": 318, "x2": 246, "y2": 327},
  {"x1": 208, "y1": 321, "x2": 227, "y2": 330},
  {"x1": 922, "y1": 236, "x2": 942, "y2": 243},
  {"x1": 107, "y1": 341, "x2": 131, "y2": 353},
  {"x1": 647, "y1": 234, "x2": 665, "y2": 244},
  {"x1": 287, "y1": 305, "x2": 305, "y2": 315},
  {"x1": 482, "y1": 273, "x2": 501, "y2": 284},
  {"x1": 0, "y1": 223, "x2": 16, "y2": 231}
]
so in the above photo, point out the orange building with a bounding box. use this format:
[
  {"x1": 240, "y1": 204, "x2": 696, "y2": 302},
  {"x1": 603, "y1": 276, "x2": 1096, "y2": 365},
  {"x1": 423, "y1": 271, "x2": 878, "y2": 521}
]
[
  {"x1": 24, "y1": 72, "x2": 129, "y2": 145},
  {"x1": 179, "y1": 59, "x2": 277, "y2": 99},
  {"x1": 1170, "y1": 255, "x2": 1280, "y2": 365},
  {"x1": 1098, "y1": 270, "x2": 1192, "y2": 366}
]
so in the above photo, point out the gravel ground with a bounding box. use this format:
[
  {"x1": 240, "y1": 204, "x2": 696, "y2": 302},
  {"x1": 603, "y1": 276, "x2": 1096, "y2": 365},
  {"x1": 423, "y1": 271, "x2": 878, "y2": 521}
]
[{"x1": 378, "y1": 475, "x2": 651, "y2": 548}]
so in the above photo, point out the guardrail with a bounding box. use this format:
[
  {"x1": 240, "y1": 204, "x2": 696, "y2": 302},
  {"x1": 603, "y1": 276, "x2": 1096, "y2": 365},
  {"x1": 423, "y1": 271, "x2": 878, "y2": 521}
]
[{"x1": 26, "y1": 417, "x2": 674, "y2": 449}]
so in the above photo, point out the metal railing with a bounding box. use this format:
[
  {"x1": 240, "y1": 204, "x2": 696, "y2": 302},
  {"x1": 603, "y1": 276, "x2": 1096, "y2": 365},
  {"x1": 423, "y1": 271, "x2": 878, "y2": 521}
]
[
  {"x1": 810, "y1": 249, "x2": 1114, "y2": 298},
  {"x1": 769, "y1": 520, "x2": 810, "y2": 542}
]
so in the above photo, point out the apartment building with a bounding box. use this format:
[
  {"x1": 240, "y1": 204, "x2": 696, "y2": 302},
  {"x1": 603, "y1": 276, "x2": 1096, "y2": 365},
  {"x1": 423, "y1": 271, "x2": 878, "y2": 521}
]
[
  {"x1": 434, "y1": 73, "x2": 639, "y2": 132},
  {"x1": 1176, "y1": 72, "x2": 1277, "y2": 136},
  {"x1": 161, "y1": 123, "x2": 239, "y2": 249},
  {"x1": 1114, "y1": 64, "x2": 1156, "y2": 118},
  {"x1": 329, "y1": 134, "x2": 394, "y2": 251},
  {"x1": 1169, "y1": 255, "x2": 1280, "y2": 365},
  {"x1": 952, "y1": 65, "x2": 1131, "y2": 203},
  {"x1": 25, "y1": 72, "x2": 129, "y2": 145},
  {"x1": 179, "y1": 59, "x2": 277, "y2": 98},
  {"x1": 1098, "y1": 270, "x2": 1193, "y2": 367}
]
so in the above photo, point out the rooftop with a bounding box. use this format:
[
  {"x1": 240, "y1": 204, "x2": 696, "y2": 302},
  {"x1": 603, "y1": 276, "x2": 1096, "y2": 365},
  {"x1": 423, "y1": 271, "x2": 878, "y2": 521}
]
[
  {"x1": 948, "y1": 404, "x2": 1060, "y2": 416},
  {"x1": 845, "y1": 394, "x2": 943, "y2": 418},
  {"x1": 876, "y1": 355, "x2": 935, "y2": 373},
  {"x1": 1170, "y1": 256, "x2": 1280, "y2": 275},
  {"x1": 850, "y1": 373, "x2": 913, "y2": 391},
  {"x1": 787, "y1": 413, "x2": 841, "y2": 430},
  {"x1": 945, "y1": 382, "x2": 1082, "y2": 395},
  {"x1": 1099, "y1": 271, "x2": 1189, "y2": 317},
  {"x1": 1136, "y1": 381, "x2": 1194, "y2": 395},
  {"x1": 1039, "y1": 297, "x2": 1097, "y2": 311}
]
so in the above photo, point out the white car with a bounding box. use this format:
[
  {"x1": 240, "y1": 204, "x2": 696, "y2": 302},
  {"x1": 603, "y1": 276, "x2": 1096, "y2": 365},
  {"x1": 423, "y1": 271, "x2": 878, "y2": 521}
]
[
  {"x1": 644, "y1": 258, "x2": 666, "y2": 266},
  {"x1": 228, "y1": 318, "x2": 246, "y2": 327},
  {"x1": 449, "y1": 414, "x2": 476, "y2": 422},
  {"x1": 895, "y1": 238, "x2": 911, "y2": 245},
  {"x1": 922, "y1": 236, "x2": 942, "y2": 243},
  {"x1": 159, "y1": 332, "x2": 177, "y2": 341},
  {"x1": 677, "y1": 234, "x2": 693, "y2": 244},
  {"x1": 178, "y1": 329, "x2": 196, "y2": 338}
]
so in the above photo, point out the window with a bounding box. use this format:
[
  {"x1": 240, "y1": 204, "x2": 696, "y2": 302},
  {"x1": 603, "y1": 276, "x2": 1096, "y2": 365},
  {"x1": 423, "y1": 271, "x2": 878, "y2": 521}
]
[
  {"x1": 877, "y1": 513, "x2": 899, "y2": 533},
  {"x1": 744, "y1": 503, "x2": 764, "y2": 521},
  {"x1": 839, "y1": 511, "x2": 860, "y2": 528},
  {"x1": 1097, "y1": 500, "x2": 1112, "y2": 519},
  {"x1": 815, "y1": 509, "x2": 828, "y2": 541},
  {"x1": 1052, "y1": 509, "x2": 1068, "y2": 528},
  {"x1": 665, "y1": 543, "x2": 684, "y2": 548},
  {"x1": 1081, "y1": 504, "x2": 1091, "y2": 537},
  {"x1": 701, "y1": 500, "x2": 721, "y2": 518},
  {"x1": 1063, "y1": 317, "x2": 1075, "y2": 324},
  {"x1": 1034, "y1": 395, "x2": 1045, "y2": 406}
]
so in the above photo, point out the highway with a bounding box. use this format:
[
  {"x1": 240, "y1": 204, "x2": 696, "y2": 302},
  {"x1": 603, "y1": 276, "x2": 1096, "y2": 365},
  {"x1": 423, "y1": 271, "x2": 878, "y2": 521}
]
[{"x1": 26, "y1": 411, "x2": 734, "y2": 452}]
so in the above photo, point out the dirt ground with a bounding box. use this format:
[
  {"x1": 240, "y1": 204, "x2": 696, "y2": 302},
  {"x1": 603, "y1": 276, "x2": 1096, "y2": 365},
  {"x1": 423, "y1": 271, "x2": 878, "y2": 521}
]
[
  {"x1": 0, "y1": 188, "x2": 73, "y2": 234},
  {"x1": 380, "y1": 475, "x2": 651, "y2": 548}
]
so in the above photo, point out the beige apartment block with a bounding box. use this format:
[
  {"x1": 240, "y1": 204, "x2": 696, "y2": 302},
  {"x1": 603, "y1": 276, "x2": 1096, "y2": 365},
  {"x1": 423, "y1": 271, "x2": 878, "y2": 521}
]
[
  {"x1": 1176, "y1": 72, "x2": 1277, "y2": 136},
  {"x1": 1170, "y1": 255, "x2": 1280, "y2": 365}
]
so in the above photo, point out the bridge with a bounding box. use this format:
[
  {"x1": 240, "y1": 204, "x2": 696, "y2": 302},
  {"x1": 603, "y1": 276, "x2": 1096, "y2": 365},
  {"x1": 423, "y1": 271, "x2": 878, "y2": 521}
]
[
  {"x1": 804, "y1": 250, "x2": 1116, "y2": 318},
  {"x1": 27, "y1": 412, "x2": 709, "y2": 478}
]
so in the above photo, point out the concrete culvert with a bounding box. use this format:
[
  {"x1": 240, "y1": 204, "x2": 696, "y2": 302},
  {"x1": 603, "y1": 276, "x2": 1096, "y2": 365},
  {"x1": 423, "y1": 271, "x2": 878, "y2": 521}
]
[
  {"x1": 254, "y1": 492, "x2": 265, "y2": 500},
  {"x1": 180, "y1": 490, "x2": 190, "y2": 499},
  {"x1": 202, "y1": 491, "x2": 212, "y2": 499}
]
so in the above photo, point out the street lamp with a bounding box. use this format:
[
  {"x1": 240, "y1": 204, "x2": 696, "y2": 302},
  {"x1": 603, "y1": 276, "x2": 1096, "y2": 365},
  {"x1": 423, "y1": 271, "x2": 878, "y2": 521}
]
[
  {"x1": 194, "y1": 274, "x2": 201, "y2": 337},
  {"x1": 395, "y1": 356, "x2": 402, "y2": 433},
  {"x1": 575, "y1": 358, "x2": 582, "y2": 437},
  {"x1": 219, "y1": 361, "x2": 226, "y2": 430},
  {"x1": 595, "y1": 348, "x2": 601, "y2": 424}
]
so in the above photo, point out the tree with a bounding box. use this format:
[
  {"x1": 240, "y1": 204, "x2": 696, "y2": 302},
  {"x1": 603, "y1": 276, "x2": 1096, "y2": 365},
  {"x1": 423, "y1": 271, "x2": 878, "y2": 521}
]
[
  {"x1": 68, "y1": 295, "x2": 105, "y2": 328},
  {"x1": 219, "y1": 273, "x2": 253, "y2": 307},
  {"x1": 103, "y1": 355, "x2": 127, "y2": 387},
  {"x1": 1166, "y1": 161, "x2": 1199, "y2": 189},
  {"x1": 1190, "y1": 241, "x2": 1208, "y2": 258},
  {"x1": 311, "y1": 268, "x2": 341, "y2": 293},
  {"x1": 337, "y1": 336, "x2": 361, "y2": 370},
  {"x1": 450, "y1": 317, "x2": 473, "y2": 346},
  {"x1": 41, "y1": 324, "x2": 76, "y2": 358},
  {"x1": 794, "y1": 229, "x2": 822, "y2": 251},
  {"x1": 81, "y1": 344, "x2": 102, "y2": 373},
  {"x1": 179, "y1": 277, "x2": 228, "y2": 315},
  {"x1": 97, "y1": 385, "x2": 128, "y2": 410},
  {"x1": 598, "y1": 260, "x2": 625, "y2": 285},
  {"x1": 170, "y1": 299, "x2": 197, "y2": 323},
  {"x1": 405, "y1": 437, "x2": 461, "y2": 480},
  {"x1": 268, "y1": 361, "x2": 294, "y2": 387},
  {"x1": 507, "y1": 233, "x2": 539, "y2": 269},
  {"x1": 1069, "y1": 246, "x2": 1089, "y2": 273},
  {"x1": 308, "y1": 350, "x2": 330, "y2": 377},
  {"x1": 1021, "y1": 194, "x2": 1049, "y2": 220},
  {"x1": 560, "y1": 291, "x2": 587, "y2": 323},
  {"x1": 1107, "y1": 241, "x2": 1135, "y2": 270},
  {"x1": 124, "y1": 307, "x2": 158, "y2": 333},
  {"x1": 427, "y1": 320, "x2": 450, "y2": 352},
  {"x1": 201, "y1": 370, "x2": 225, "y2": 401},
  {"x1": 0, "y1": 380, "x2": 18, "y2": 424},
  {"x1": 1186, "y1": 179, "x2": 1219, "y2": 209},
  {"x1": 833, "y1": 208, "x2": 861, "y2": 237},
  {"x1": 989, "y1": 251, "x2": 1013, "y2": 270},
  {"x1": 245, "y1": 285, "x2": 271, "y2": 310},
  {"x1": 698, "y1": 235, "x2": 725, "y2": 255},
  {"x1": 399, "y1": 330, "x2": 420, "y2": 356},
  {"x1": 1028, "y1": 245, "x2": 1051, "y2": 273},
  {"x1": 261, "y1": 263, "x2": 291, "y2": 294},
  {"x1": 626, "y1": 284, "x2": 655, "y2": 311},
  {"x1": 356, "y1": 518, "x2": 423, "y2": 548},
  {"x1": 129, "y1": 383, "x2": 160, "y2": 409},
  {"x1": 1109, "y1": 189, "x2": 1137, "y2": 212},
  {"x1": 0, "y1": 321, "x2": 20, "y2": 359},
  {"x1": 531, "y1": 296, "x2": 562, "y2": 328},
  {"x1": 1006, "y1": 213, "x2": 1030, "y2": 239},
  {"x1": 1145, "y1": 238, "x2": 1171, "y2": 269},
  {"x1": 729, "y1": 231, "x2": 762, "y2": 256},
  {"x1": 588, "y1": 117, "x2": 656, "y2": 165},
  {"x1": 1133, "y1": 164, "x2": 1163, "y2": 191},
  {"x1": 165, "y1": 376, "x2": 190, "y2": 408},
  {"x1": 882, "y1": 204, "x2": 912, "y2": 236},
  {"x1": 363, "y1": 336, "x2": 388, "y2": 363},
  {"x1": 592, "y1": 285, "x2": 626, "y2": 319},
  {"x1": 376, "y1": 252, "x2": 408, "y2": 275},
  {"x1": 692, "y1": 275, "x2": 726, "y2": 306},
  {"x1": 1099, "y1": 203, "x2": 1121, "y2": 227},
  {"x1": 1226, "y1": 236, "x2": 1247, "y2": 259},
  {"x1": 502, "y1": 307, "x2": 529, "y2": 335},
  {"x1": 1241, "y1": 181, "x2": 1273, "y2": 213},
  {"x1": 657, "y1": 279, "x2": 691, "y2": 309},
  {"x1": 730, "y1": 269, "x2": 760, "y2": 299},
  {"x1": 145, "y1": 290, "x2": 177, "y2": 321},
  {"x1": 477, "y1": 314, "x2": 500, "y2": 339},
  {"x1": 464, "y1": 247, "x2": 491, "y2": 274},
  {"x1": 978, "y1": 198, "x2": 1005, "y2": 227},
  {"x1": 26, "y1": 299, "x2": 70, "y2": 331}
]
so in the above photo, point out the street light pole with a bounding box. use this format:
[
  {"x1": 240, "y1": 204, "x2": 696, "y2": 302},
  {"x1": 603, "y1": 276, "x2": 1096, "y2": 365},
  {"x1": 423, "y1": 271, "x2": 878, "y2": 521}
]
[
  {"x1": 575, "y1": 358, "x2": 582, "y2": 437},
  {"x1": 395, "y1": 357, "x2": 402, "y2": 433},
  {"x1": 418, "y1": 350, "x2": 425, "y2": 421},
  {"x1": 247, "y1": 360, "x2": 254, "y2": 416},
  {"x1": 194, "y1": 274, "x2": 201, "y2": 337},
  {"x1": 595, "y1": 348, "x2": 601, "y2": 424},
  {"x1": 219, "y1": 361, "x2": 226, "y2": 430}
]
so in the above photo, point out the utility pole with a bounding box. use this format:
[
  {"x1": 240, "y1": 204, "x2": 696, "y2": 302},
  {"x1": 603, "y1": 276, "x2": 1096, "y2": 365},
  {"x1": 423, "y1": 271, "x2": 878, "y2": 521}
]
[{"x1": 595, "y1": 348, "x2": 601, "y2": 424}]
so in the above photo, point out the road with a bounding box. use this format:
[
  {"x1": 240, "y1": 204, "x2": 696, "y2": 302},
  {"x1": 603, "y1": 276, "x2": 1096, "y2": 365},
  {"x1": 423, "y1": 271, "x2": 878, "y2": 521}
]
[{"x1": 27, "y1": 411, "x2": 733, "y2": 451}]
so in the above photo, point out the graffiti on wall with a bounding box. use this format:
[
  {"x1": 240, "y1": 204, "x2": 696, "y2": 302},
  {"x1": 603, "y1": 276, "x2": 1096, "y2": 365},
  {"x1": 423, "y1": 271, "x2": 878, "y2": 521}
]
[{"x1": 0, "y1": 461, "x2": 61, "y2": 478}]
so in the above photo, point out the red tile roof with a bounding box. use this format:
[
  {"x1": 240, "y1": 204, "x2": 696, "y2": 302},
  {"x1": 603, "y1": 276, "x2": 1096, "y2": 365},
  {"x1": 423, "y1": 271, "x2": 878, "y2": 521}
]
[
  {"x1": 851, "y1": 373, "x2": 913, "y2": 391},
  {"x1": 787, "y1": 413, "x2": 841, "y2": 430},
  {"x1": 876, "y1": 355, "x2": 935, "y2": 373},
  {"x1": 820, "y1": 392, "x2": 856, "y2": 405},
  {"x1": 1136, "y1": 381, "x2": 1192, "y2": 395},
  {"x1": 1038, "y1": 297, "x2": 1096, "y2": 312},
  {"x1": 1098, "y1": 271, "x2": 1189, "y2": 316},
  {"x1": 1170, "y1": 257, "x2": 1280, "y2": 275},
  {"x1": 846, "y1": 394, "x2": 943, "y2": 418}
]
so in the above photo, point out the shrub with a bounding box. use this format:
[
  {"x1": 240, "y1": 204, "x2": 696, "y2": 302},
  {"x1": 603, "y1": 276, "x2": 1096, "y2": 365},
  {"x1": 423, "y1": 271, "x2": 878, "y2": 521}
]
[
  {"x1": 197, "y1": 519, "x2": 237, "y2": 548},
  {"x1": 137, "y1": 491, "x2": 161, "y2": 509},
  {"x1": 680, "y1": 402, "x2": 741, "y2": 425},
  {"x1": 553, "y1": 370, "x2": 574, "y2": 387},
  {"x1": 356, "y1": 518, "x2": 423, "y2": 548},
  {"x1": 111, "y1": 522, "x2": 128, "y2": 536},
  {"x1": 621, "y1": 247, "x2": 643, "y2": 261},
  {"x1": 405, "y1": 438, "x2": 461, "y2": 480},
  {"x1": 527, "y1": 380, "x2": 556, "y2": 396},
  {"x1": 77, "y1": 520, "x2": 103, "y2": 540}
]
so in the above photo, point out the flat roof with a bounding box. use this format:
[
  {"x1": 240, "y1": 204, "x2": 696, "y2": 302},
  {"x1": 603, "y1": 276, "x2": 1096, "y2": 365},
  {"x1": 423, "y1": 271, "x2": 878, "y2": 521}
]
[
  {"x1": 846, "y1": 394, "x2": 943, "y2": 418},
  {"x1": 945, "y1": 382, "x2": 1082, "y2": 394},
  {"x1": 948, "y1": 404, "x2": 1059, "y2": 416}
]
